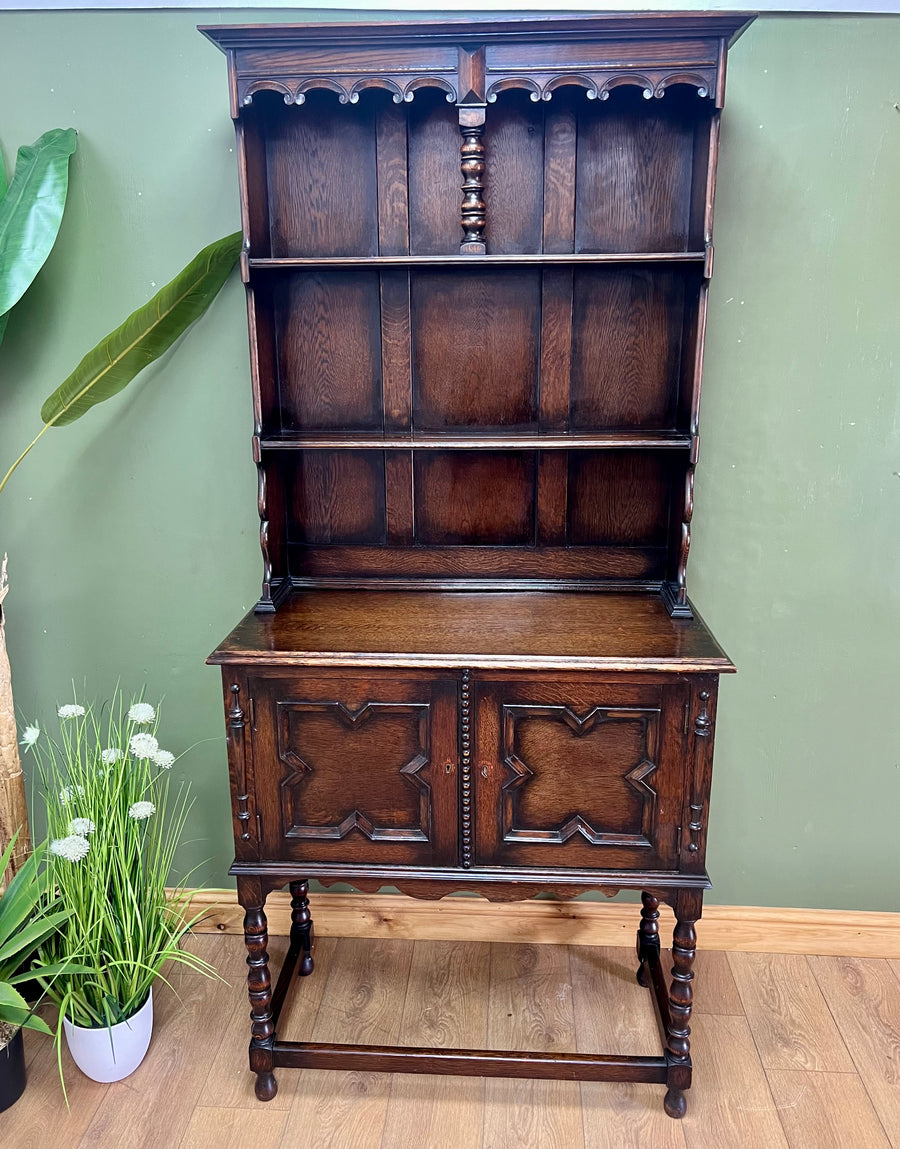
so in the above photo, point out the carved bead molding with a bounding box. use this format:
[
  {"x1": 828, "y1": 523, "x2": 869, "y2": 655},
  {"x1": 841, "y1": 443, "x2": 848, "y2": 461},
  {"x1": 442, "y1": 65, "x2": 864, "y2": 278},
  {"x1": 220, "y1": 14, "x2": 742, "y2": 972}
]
[
  {"x1": 239, "y1": 75, "x2": 458, "y2": 108},
  {"x1": 485, "y1": 68, "x2": 717, "y2": 104},
  {"x1": 459, "y1": 109, "x2": 487, "y2": 255},
  {"x1": 460, "y1": 669, "x2": 473, "y2": 867}
]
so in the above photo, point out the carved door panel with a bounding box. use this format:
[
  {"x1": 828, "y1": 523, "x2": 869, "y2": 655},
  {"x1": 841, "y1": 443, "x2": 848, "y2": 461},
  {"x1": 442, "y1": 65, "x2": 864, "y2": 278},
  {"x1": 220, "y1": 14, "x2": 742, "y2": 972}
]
[
  {"x1": 474, "y1": 677, "x2": 689, "y2": 870},
  {"x1": 248, "y1": 671, "x2": 458, "y2": 865}
]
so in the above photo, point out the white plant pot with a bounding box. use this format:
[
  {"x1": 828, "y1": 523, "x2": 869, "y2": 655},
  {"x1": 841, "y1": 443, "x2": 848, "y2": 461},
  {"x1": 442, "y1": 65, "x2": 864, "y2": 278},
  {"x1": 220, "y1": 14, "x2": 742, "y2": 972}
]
[{"x1": 63, "y1": 989, "x2": 153, "y2": 1083}]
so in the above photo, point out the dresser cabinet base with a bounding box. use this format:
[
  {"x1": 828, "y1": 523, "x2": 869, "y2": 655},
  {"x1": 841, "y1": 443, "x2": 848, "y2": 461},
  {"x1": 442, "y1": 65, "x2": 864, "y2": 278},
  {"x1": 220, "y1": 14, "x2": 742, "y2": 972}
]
[{"x1": 237, "y1": 876, "x2": 701, "y2": 1117}]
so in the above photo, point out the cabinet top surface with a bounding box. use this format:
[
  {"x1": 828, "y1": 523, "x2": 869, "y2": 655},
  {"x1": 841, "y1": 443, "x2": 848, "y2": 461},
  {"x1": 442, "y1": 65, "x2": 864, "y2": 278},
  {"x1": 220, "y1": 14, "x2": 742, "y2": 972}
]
[
  {"x1": 208, "y1": 591, "x2": 734, "y2": 673},
  {"x1": 200, "y1": 12, "x2": 755, "y2": 50}
]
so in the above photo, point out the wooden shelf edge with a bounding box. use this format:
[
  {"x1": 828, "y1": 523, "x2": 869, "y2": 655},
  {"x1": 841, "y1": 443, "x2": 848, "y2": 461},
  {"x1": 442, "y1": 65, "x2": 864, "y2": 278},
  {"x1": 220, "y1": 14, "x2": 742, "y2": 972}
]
[
  {"x1": 207, "y1": 649, "x2": 735, "y2": 672},
  {"x1": 259, "y1": 433, "x2": 693, "y2": 451},
  {"x1": 249, "y1": 252, "x2": 706, "y2": 269}
]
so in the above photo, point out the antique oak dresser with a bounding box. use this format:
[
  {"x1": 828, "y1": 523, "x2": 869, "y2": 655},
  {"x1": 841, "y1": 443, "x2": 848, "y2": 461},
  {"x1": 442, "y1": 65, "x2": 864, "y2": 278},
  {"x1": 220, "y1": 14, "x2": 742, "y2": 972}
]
[{"x1": 203, "y1": 12, "x2": 753, "y2": 1117}]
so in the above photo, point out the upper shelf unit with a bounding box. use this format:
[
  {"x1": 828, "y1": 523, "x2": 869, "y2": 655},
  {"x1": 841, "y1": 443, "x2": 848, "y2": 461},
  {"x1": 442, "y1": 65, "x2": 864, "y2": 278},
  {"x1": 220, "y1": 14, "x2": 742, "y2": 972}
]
[{"x1": 202, "y1": 14, "x2": 753, "y2": 615}]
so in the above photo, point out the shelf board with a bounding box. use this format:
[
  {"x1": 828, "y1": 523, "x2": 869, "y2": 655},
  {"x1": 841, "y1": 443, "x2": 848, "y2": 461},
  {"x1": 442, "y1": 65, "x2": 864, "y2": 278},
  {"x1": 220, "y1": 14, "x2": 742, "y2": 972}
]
[
  {"x1": 259, "y1": 431, "x2": 692, "y2": 451},
  {"x1": 248, "y1": 252, "x2": 706, "y2": 270}
]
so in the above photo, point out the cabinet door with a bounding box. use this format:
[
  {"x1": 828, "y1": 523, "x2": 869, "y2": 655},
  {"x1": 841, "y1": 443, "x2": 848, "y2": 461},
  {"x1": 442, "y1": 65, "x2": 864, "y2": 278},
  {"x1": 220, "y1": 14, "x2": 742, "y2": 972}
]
[
  {"x1": 474, "y1": 677, "x2": 688, "y2": 870},
  {"x1": 248, "y1": 671, "x2": 458, "y2": 866}
]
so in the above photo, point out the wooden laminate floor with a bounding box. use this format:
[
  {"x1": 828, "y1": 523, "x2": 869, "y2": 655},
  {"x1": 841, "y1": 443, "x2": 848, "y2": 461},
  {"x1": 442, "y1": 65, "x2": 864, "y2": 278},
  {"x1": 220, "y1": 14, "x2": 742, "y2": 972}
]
[{"x1": 3, "y1": 934, "x2": 899, "y2": 1149}]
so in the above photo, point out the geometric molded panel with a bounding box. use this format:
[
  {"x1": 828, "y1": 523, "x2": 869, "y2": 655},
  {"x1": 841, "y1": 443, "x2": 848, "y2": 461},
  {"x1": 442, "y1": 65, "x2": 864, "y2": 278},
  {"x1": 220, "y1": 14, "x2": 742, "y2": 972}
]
[
  {"x1": 276, "y1": 700, "x2": 431, "y2": 842},
  {"x1": 501, "y1": 704, "x2": 659, "y2": 848}
]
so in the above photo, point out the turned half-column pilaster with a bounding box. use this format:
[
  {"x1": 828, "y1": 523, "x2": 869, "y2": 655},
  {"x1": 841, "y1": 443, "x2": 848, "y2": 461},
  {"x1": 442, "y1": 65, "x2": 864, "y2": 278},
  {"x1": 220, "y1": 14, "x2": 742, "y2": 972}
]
[{"x1": 459, "y1": 106, "x2": 486, "y2": 254}]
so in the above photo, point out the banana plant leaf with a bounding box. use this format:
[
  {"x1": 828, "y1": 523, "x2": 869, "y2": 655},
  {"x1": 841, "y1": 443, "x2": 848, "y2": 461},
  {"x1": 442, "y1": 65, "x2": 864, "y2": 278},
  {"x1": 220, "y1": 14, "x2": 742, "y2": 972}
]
[
  {"x1": 0, "y1": 128, "x2": 76, "y2": 319},
  {"x1": 0, "y1": 148, "x2": 8, "y2": 348},
  {"x1": 40, "y1": 231, "x2": 242, "y2": 427}
]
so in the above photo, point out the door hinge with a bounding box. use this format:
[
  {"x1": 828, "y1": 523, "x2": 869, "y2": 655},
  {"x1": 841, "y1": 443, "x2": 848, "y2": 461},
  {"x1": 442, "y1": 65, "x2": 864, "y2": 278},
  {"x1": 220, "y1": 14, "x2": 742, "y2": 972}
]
[
  {"x1": 248, "y1": 697, "x2": 256, "y2": 729},
  {"x1": 683, "y1": 700, "x2": 690, "y2": 735}
]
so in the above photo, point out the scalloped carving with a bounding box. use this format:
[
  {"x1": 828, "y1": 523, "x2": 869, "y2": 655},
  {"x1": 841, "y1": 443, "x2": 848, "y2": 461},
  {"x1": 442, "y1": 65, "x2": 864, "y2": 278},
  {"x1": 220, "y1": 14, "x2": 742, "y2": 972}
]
[
  {"x1": 239, "y1": 74, "x2": 457, "y2": 108},
  {"x1": 486, "y1": 66, "x2": 715, "y2": 105}
]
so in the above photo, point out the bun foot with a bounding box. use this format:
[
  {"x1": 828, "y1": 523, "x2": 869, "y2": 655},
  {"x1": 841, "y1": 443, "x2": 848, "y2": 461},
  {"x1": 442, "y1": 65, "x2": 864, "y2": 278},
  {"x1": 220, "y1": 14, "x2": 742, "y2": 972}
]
[
  {"x1": 255, "y1": 1071, "x2": 278, "y2": 1102},
  {"x1": 299, "y1": 952, "x2": 315, "y2": 976},
  {"x1": 664, "y1": 1087, "x2": 687, "y2": 1119},
  {"x1": 636, "y1": 963, "x2": 649, "y2": 988}
]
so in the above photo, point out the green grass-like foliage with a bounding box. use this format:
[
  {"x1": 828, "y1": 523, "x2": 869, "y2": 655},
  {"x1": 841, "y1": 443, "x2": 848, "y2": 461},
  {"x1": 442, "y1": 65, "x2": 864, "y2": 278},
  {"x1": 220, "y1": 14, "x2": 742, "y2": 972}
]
[
  {"x1": 0, "y1": 127, "x2": 77, "y2": 325},
  {"x1": 28, "y1": 691, "x2": 216, "y2": 1032},
  {"x1": 0, "y1": 833, "x2": 71, "y2": 1036},
  {"x1": 40, "y1": 231, "x2": 241, "y2": 426}
]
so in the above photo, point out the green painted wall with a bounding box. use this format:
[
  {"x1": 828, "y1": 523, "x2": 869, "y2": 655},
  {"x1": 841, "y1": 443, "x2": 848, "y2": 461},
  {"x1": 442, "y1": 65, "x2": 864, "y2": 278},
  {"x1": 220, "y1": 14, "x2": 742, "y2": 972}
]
[{"x1": 0, "y1": 11, "x2": 898, "y2": 910}]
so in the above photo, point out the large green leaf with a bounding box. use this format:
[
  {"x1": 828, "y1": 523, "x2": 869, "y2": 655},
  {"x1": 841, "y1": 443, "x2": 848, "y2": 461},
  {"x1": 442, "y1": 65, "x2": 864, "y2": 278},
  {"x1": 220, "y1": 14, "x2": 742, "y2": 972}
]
[
  {"x1": 0, "y1": 150, "x2": 9, "y2": 350},
  {"x1": 0, "y1": 984, "x2": 52, "y2": 1034},
  {"x1": 40, "y1": 231, "x2": 242, "y2": 427},
  {"x1": 0, "y1": 128, "x2": 76, "y2": 318}
]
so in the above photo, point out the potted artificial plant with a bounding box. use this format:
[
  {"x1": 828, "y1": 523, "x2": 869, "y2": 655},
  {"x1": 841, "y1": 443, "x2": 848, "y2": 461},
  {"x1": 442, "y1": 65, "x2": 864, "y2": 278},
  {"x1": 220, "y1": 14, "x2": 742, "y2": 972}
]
[
  {"x1": 0, "y1": 832, "x2": 75, "y2": 1112},
  {"x1": 26, "y1": 691, "x2": 215, "y2": 1085}
]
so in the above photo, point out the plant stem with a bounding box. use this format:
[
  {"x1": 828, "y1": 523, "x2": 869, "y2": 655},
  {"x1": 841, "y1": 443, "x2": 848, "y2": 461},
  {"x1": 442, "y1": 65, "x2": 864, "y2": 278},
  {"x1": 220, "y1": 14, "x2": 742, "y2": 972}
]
[{"x1": 0, "y1": 419, "x2": 53, "y2": 497}]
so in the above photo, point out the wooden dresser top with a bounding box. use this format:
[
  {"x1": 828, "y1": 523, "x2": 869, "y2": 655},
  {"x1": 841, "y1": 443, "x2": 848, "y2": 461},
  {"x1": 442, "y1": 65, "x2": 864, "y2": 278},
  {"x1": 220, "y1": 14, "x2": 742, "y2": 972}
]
[{"x1": 209, "y1": 590, "x2": 734, "y2": 673}]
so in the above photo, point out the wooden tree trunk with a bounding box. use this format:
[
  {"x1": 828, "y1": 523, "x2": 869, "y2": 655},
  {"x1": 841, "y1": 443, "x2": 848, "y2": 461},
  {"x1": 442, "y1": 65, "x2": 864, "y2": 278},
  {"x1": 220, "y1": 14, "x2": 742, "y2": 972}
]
[{"x1": 0, "y1": 556, "x2": 31, "y2": 885}]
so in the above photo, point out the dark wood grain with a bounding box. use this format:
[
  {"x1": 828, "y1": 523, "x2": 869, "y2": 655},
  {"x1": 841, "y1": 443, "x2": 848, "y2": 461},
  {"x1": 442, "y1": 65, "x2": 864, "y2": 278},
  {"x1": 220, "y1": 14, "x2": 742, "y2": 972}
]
[
  {"x1": 413, "y1": 451, "x2": 536, "y2": 546},
  {"x1": 408, "y1": 90, "x2": 460, "y2": 255},
  {"x1": 384, "y1": 449, "x2": 414, "y2": 546},
  {"x1": 411, "y1": 270, "x2": 540, "y2": 431},
  {"x1": 265, "y1": 90, "x2": 378, "y2": 258},
  {"x1": 271, "y1": 1040, "x2": 668, "y2": 1082},
  {"x1": 286, "y1": 450, "x2": 385, "y2": 545},
  {"x1": 570, "y1": 268, "x2": 687, "y2": 430},
  {"x1": 474, "y1": 677, "x2": 688, "y2": 870},
  {"x1": 375, "y1": 101, "x2": 410, "y2": 256},
  {"x1": 247, "y1": 672, "x2": 458, "y2": 866},
  {"x1": 274, "y1": 271, "x2": 382, "y2": 432},
  {"x1": 379, "y1": 269, "x2": 412, "y2": 430},
  {"x1": 208, "y1": 590, "x2": 733, "y2": 671},
  {"x1": 574, "y1": 88, "x2": 696, "y2": 254},
  {"x1": 567, "y1": 451, "x2": 673, "y2": 547},
  {"x1": 542, "y1": 102, "x2": 577, "y2": 254},
  {"x1": 287, "y1": 543, "x2": 668, "y2": 583},
  {"x1": 538, "y1": 267, "x2": 574, "y2": 431},
  {"x1": 484, "y1": 90, "x2": 544, "y2": 255},
  {"x1": 536, "y1": 450, "x2": 567, "y2": 546}
]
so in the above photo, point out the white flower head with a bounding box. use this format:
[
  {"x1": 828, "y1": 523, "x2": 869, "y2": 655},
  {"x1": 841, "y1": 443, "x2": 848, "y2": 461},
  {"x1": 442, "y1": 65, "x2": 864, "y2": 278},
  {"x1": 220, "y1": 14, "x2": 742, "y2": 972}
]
[
  {"x1": 152, "y1": 749, "x2": 175, "y2": 770},
  {"x1": 128, "y1": 801, "x2": 156, "y2": 821},
  {"x1": 128, "y1": 702, "x2": 156, "y2": 725},
  {"x1": 57, "y1": 704, "x2": 86, "y2": 720},
  {"x1": 50, "y1": 834, "x2": 90, "y2": 862},
  {"x1": 101, "y1": 747, "x2": 124, "y2": 766},
  {"x1": 59, "y1": 784, "x2": 85, "y2": 805},
  {"x1": 129, "y1": 732, "x2": 159, "y2": 760},
  {"x1": 19, "y1": 723, "x2": 40, "y2": 751},
  {"x1": 68, "y1": 817, "x2": 95, "y2": 837}
]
